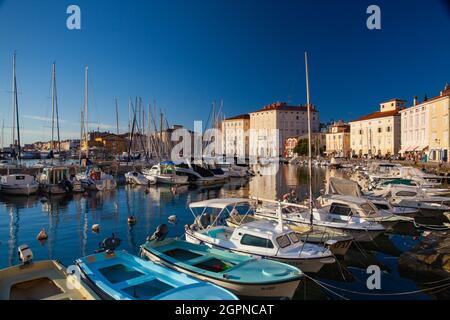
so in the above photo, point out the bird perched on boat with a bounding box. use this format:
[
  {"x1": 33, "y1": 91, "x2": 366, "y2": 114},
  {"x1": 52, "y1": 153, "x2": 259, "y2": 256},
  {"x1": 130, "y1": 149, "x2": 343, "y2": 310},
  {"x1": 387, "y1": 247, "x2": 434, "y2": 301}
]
[
  {"x1": 37, "y1": 229, "x2": 48, "y2": 241},
  {"x1": 128, "y1": 216, "x2": 137, "y2": 225}
]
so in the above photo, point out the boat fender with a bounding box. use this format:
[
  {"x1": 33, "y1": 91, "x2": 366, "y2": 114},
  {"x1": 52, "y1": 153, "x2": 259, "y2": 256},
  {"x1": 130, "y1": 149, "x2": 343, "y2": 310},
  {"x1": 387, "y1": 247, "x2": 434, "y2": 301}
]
[
  {"x1": 37, "y1": 229, "x2": 48, "y2": 241},
  {"x1": 18, "y1": 244, "x2": 33, "y2": 264},
  {"x1": 92, "y1": 224, "x2": 100, "y2": 233},
  {"x1": 128, "y1": 216, "x2": 137, "y2": 225},
  {"x1": 148, "y1": 224, "x2": 169, "y2": 242},
  {"x1": 168, "y1": 215, "x2": 177, "y2": 224}
]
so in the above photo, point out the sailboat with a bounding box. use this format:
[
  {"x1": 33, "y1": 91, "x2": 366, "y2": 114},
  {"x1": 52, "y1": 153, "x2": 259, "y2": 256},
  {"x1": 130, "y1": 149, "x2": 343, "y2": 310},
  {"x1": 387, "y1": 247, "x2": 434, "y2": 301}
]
[
  {"x1": 75, "y1": 66, "x2": 116, "y2": 191},
  {"x1": 37, "y1": 63, "x2": 83, "y2": 194},
  {"x1": 0, "y1": 53, "x2": 39, "y2": 196}
]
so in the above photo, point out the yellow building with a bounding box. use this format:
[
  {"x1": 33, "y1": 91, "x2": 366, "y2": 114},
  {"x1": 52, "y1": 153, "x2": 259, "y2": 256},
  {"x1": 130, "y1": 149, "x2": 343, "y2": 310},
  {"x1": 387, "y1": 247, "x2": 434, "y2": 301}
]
[
  {"x1": 350, "y1": 99, "x2": 405, "y2": 157},
  {"x1": 249, "y1": 102, "x2": 320, "y2": 158},
  {"x1": 325, "y1": 122, "x2": 351, "y2": 157},
  {"x1": 221, "y1": 114, "x2": 250, "y2": 158},
  {"x1": 423, "y1": 84, "x2": 450, "y2": 162}
]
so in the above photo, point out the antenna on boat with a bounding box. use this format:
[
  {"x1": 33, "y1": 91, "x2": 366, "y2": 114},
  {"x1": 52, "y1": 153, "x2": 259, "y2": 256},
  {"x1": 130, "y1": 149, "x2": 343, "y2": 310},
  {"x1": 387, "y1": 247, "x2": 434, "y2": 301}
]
[{"x1": 305, "y1": 52, "x2": 314, "y2": 225}]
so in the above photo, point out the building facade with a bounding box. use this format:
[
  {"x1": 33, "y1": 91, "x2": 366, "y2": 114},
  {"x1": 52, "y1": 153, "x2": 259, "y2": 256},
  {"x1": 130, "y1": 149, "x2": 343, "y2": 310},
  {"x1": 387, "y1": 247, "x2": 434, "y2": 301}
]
[
  {"x1": 325, "y1": 122, "x2": 351, "y2": 157},
  {"x1": 350, "y1": 99, "x2": 405, "y2": 157},
  {"x1": 424, "y1": 84, "x2": 450, "y2": 162},
  {"x1": 221, "y1": 114, "x2": 250, "y2": 158},
  {"x1": 249, "y1": 102, "x2": 320, "y2": 158}
]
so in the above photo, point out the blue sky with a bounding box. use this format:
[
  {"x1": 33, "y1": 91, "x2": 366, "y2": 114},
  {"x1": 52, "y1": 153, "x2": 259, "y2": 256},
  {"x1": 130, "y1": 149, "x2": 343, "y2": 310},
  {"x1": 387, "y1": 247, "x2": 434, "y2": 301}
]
[{"x1": 0, "y1": 0, "x2": 449, "y2": 144}]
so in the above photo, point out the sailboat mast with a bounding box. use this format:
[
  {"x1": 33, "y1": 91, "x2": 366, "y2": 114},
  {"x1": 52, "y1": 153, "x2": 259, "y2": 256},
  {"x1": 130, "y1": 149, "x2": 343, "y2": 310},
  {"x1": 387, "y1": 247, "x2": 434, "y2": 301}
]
[
  {"x1": 84, "y1": 66, "x2": 89, "y2": 152},
  {"x1": 1, "y1": 119, "x2": 4, "y2": 149},
  {"x1": 55, "y1": 63, "x2": 61, "y2": 156},
  {"x1": 115, "y1": 98, "x2": 119, "y2": 135},
  {"x1": 12, "y1": 52, "x2": 21, "y2": 162},
  {"x1": 305, "y1": 52, "x2": 314, "y2": 224},
  {"x1": 51, "y1": 63, "x2": 57, "y2": 164},
  {"x1": 11, "y1": 53, "x2": 16, "y2": 149}
]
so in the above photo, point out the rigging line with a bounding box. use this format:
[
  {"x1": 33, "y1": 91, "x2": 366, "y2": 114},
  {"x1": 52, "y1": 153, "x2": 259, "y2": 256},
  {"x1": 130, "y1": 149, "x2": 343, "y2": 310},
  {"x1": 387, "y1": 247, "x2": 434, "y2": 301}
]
[
  {"x1": 308, "y1": 276, "x2": 450, "y2": 297},
  {"x1": 303, "y1": 274, "x2": 349, "y2": 300}
]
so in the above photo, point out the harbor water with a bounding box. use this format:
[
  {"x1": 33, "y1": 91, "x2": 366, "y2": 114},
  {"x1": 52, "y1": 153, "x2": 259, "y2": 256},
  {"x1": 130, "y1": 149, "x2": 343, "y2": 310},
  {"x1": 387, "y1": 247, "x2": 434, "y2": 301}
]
[{"x1": 0, "y1": 165, "x2": 448, "y2": 300}]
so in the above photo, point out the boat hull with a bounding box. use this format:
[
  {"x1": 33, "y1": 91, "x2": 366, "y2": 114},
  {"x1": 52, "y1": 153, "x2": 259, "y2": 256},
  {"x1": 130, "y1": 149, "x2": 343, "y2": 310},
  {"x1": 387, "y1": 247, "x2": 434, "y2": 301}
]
[
  {"x1": 185, "y1": 231, "x2": 334, "y2": 273},
  {"x1": 141, "y1": 248, "x2": 301, "y2": 299},
  {"x1": 39, "y1": 184, "x2": 69, "y2": 195},
  {"x1": 0, "y1": 184, "x2": 39, "y2": 196}
]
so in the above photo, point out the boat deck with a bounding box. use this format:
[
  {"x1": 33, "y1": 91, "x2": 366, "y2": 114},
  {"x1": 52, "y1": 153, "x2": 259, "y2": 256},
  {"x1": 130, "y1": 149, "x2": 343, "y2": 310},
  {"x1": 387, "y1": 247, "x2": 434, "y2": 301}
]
[{"x1": 0, "y1": 261, "x2": 95, "y2": 300}]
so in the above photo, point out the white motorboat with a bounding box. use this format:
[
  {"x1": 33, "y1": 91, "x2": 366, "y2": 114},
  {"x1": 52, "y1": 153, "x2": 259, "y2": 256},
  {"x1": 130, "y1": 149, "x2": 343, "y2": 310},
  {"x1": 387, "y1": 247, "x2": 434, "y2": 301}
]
[
  {"x1": 142, "y1": 161, "x2": 189, "y2": 185},
  {"x1": 184, "y1": 198, "x2": 336, "y2": 273},
  {"x1": 76, "y1": 166, "x2": 117, "y2": 191},
  {"x1": 175, "y1": 161, "x2": 221, "y2": 186},
  {"x1": 317, "y1": 194, "x2": 414, "y2": 229},
  {"x1": 255, "y1": 201, "x2": 385, "y2": 242},
  {"x1": 0, "y1": 174, "x2": 39, "y2": 196},
  {"x1": 325, "y1": 176, "x2": 419, "y2": 217},
  {"x1": 226, "y1": 210, "x2": 353, "y2": 256},
  {"x1": 366, "y1": 185, "x2": 450, "y2": 214},
  {"x1": 125, "y1": 171, "x2": 155, "y2": 185}
]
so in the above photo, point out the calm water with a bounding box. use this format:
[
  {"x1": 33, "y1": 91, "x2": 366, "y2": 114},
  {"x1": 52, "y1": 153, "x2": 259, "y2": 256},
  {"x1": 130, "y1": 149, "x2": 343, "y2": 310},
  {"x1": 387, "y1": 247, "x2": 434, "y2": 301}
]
[{"x1": 0, "y1": 166, "x2": 448, "y2": 300}]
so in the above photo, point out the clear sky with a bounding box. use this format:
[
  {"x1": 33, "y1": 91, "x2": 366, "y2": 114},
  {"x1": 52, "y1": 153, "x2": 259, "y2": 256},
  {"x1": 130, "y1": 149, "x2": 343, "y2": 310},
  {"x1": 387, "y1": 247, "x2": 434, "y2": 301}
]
[{"x1": 0, "y1": 0, "x2": 449, "y2": 144}]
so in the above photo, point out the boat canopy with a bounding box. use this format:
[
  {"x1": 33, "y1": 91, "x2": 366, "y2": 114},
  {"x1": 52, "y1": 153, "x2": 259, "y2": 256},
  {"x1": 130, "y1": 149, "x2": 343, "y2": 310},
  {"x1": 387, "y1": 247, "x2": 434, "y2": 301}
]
[
  {"x1": 326, "y1": 177, "x2": 362, "y2": 197},
  {"x1": 189, "y1": 198, "x2": 252, "y2": 209},
  {"x1": 160, "y1": 160, "x2": 175, "y2": 166}
]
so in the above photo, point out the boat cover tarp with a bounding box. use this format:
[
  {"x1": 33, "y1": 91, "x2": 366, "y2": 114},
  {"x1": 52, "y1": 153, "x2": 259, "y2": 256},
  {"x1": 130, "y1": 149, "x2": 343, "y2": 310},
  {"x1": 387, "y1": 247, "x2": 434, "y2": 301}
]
[{"x1": 326, "y1": 177, "x2": 362, "y2": 197}]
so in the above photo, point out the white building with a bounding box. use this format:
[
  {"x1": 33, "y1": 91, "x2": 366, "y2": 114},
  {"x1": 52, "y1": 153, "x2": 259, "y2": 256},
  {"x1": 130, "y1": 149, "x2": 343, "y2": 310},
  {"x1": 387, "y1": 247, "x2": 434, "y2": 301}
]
[
  {"x1": 221, "y1": 114, "x2": 250, "y2": 158},
  {"x1": 249, "y1": 102, "x2": 320, "y2": 158},
  {"x1": 350, "y1": 99, "x2": 405, "y2": 157},
  {"x1": 399, "y1": 96, "x2": 429, "y2": 156}
]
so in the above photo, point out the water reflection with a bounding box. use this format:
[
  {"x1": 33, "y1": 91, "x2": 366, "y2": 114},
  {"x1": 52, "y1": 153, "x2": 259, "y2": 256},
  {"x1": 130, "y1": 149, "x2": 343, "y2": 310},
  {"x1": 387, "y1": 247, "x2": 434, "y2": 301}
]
[{"x1": 0, "y1": 165, "x2": 446, "y2": 299}]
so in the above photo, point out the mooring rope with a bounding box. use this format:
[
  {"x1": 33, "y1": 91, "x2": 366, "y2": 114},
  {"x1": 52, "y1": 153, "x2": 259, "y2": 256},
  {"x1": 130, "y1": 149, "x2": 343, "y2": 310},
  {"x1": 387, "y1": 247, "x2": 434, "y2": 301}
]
[{"x1": 304, "y1": 274, "x2": 450, "y2": 297}]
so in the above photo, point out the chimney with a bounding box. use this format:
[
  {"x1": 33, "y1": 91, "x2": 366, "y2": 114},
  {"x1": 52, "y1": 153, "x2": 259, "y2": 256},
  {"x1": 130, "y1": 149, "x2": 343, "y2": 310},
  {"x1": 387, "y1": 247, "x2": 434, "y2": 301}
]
[{"x1": 413, "y1": 96, "x2": 418, "y2": 106}]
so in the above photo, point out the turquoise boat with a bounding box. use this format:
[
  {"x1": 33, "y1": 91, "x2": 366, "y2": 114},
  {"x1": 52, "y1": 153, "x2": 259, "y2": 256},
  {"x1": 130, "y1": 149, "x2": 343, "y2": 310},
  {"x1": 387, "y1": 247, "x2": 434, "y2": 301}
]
[
  {"x1": 140, "y1": 238, "x2": 303, "y2": 299},
  {"x1": 76, "y1": 250, "x2": 238, "y2": 300}
]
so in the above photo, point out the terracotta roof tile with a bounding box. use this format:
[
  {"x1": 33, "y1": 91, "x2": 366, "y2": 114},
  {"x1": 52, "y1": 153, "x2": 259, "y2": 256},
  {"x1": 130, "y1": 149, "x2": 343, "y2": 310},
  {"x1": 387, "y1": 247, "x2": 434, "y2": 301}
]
[
  {"x1": 224, "y1": 114, "x2": 250, "y2": 121},
  {"x1": 350, "y1": 109, "x2": 401, "y2": 122}
]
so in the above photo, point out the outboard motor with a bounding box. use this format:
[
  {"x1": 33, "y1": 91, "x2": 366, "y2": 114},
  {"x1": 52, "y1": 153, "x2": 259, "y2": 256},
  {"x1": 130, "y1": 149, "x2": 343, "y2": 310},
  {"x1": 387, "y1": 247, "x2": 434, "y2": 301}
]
[
  {"x1": 18, "y1": 244, "x2": 33, "y2": 265},
  {"x1": 96, "y1": 233, "x2": 121, "y2": 253},
  {"x1": 147, "y1": 224, "x2": 169, "y2": 242}
]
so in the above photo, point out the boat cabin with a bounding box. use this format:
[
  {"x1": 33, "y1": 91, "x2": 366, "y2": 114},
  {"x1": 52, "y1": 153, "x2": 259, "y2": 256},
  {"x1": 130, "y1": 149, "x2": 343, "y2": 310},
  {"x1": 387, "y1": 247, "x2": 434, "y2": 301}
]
[
  {"x1": 41, "y1": 167, "x2": 70, "y2": 185},
  {"x1": 0, "y1": 174, "x2": 35, "y2": 185},
  {"x1": 320, "y1": 195, "x2": 380, "y2": 218}
]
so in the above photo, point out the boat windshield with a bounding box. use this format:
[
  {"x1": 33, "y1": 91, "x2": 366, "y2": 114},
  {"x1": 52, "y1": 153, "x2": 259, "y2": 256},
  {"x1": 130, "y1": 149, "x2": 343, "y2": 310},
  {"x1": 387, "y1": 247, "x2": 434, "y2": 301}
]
[
  {"x1": 276, "y1": 235, "x2": 291, "y2": 248},
  {"x1": 360, "y1": 203, "x2": 378, "y2": 216},
  {"x1": 288, "y1": 232, "x2": 300, "y2": 243}
]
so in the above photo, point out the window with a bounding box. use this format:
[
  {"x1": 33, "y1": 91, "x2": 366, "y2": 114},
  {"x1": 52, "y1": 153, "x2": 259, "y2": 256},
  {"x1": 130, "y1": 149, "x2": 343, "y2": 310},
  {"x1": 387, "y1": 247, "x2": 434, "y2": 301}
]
[
  {"x1": 360, "y1": 203, "x2": 377, "y2": 216},
  {"x1": 329, "y1": 203, "x2": 352, "y2": 215},
  {"x1": 240, "y1": 234, "x2": 274, "y2": 248},
  {"x1": 378, "y1": 128, "x2": 382, "y2": 133},
  {"x1": 276, "y1": 235, "x2": 291, "y2": 248},
  {"x1": 288, "y1": 232, "x2": 300, "y2": 243},
  {"x1": 386, "y1": 126, "x2": 391, "y2": 132}
]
